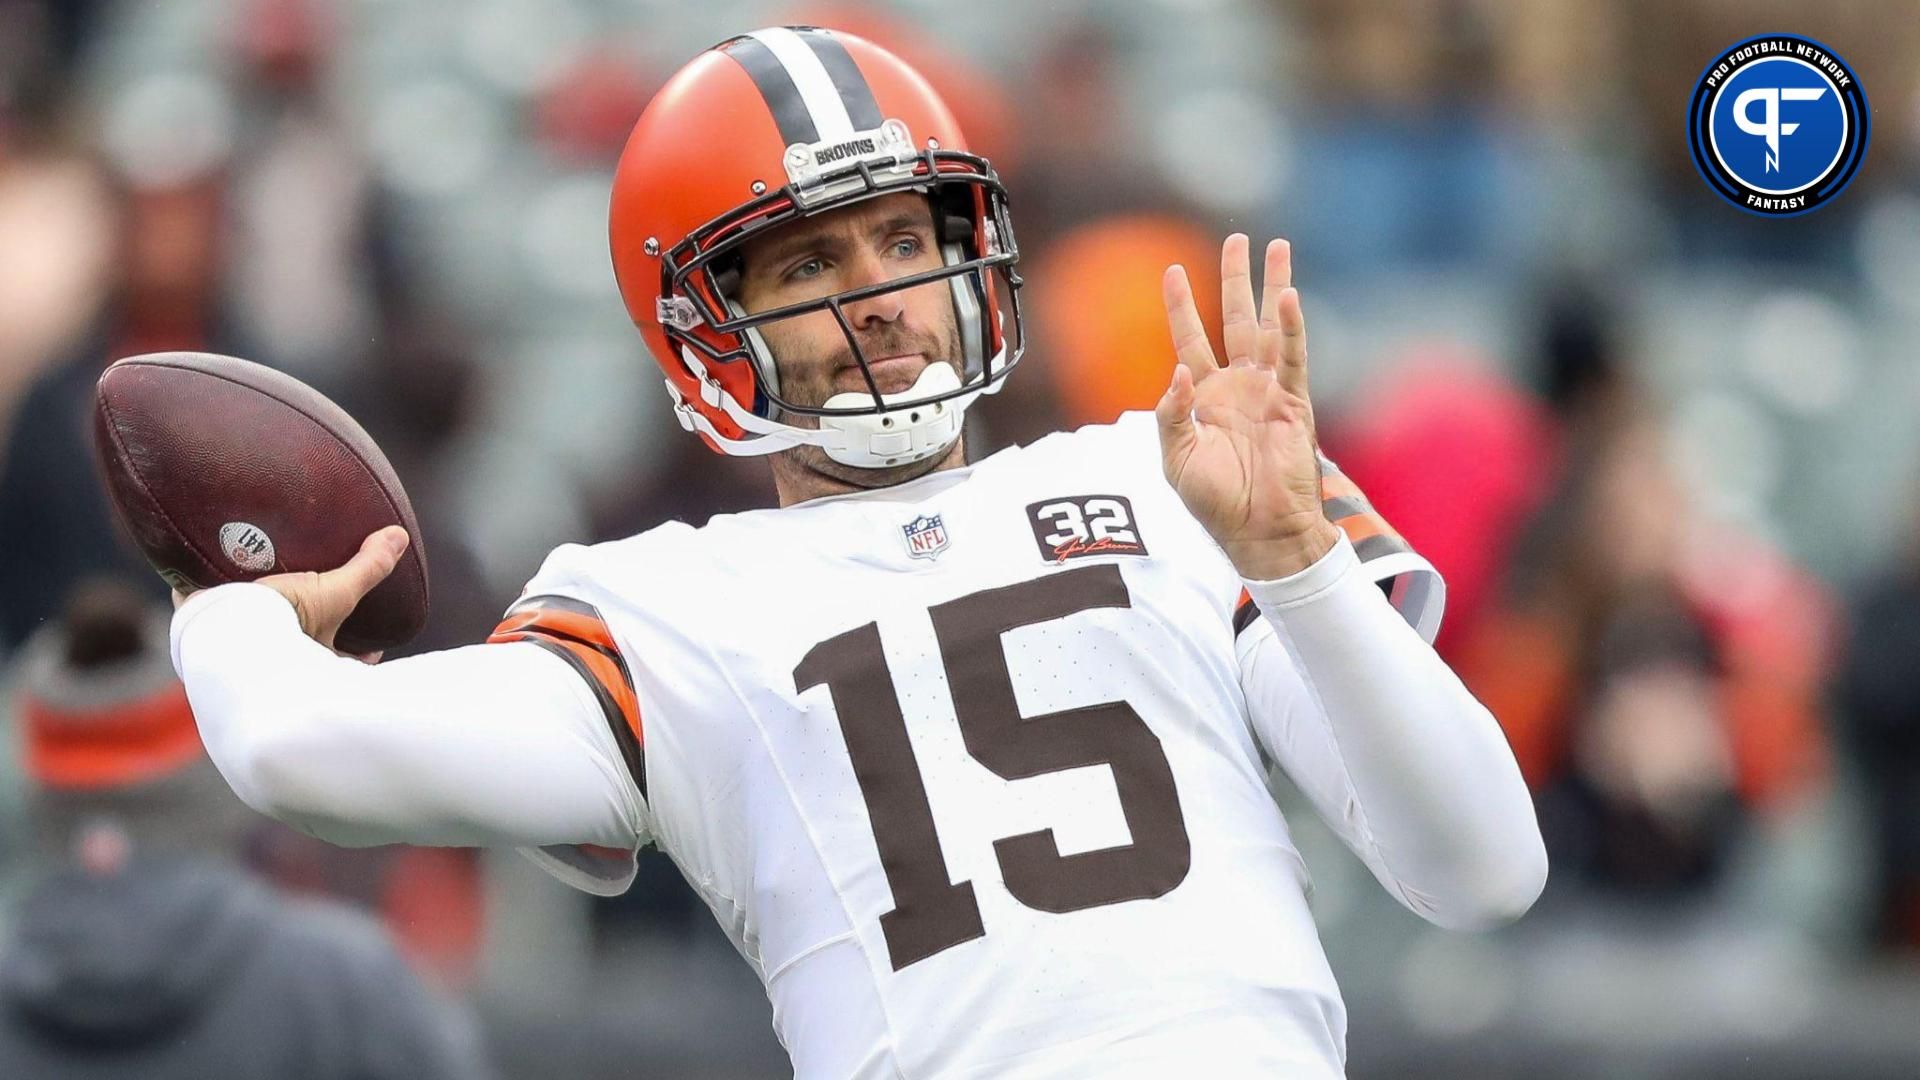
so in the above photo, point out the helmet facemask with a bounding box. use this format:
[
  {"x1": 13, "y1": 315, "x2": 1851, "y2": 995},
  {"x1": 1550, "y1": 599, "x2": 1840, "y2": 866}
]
[{"x1": 656, "y1": 142, "x2": 1024, "y2": 468}]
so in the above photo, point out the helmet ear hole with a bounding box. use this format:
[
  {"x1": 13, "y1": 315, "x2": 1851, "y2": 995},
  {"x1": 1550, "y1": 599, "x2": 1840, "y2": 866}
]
[
  {"x1": 939, "y1": 213, "x2": 973, "y2": 247},
  {"x1": 711, "y1": 256, "x2": 743, "y2": 300},
  {"x1": 933, "y1": 185, "x2": 979, "y2": 251}
]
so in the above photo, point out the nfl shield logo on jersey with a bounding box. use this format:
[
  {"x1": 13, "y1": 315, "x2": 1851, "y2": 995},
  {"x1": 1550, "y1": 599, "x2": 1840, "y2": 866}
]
[{"x1": 901, "y1": 513, "x2": 950, "y2": 559}]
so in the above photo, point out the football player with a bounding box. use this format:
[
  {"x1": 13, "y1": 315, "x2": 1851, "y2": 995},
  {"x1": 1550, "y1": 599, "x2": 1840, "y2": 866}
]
[{"x1": 171, "y1": 27, "x2": 1546, "y2": 1078}]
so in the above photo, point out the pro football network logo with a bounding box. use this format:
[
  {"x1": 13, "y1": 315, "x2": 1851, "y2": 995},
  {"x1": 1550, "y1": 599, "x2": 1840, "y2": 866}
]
[
  {"x1": 901, "y1": 513, "x2": 949, "y2": 560},
  {"x1": 1687, "y1": 34, "x2": 1868, "y2": 216},
  {"x1": 1028, "y1": 495, "x2": 1149, "y2": 564}
]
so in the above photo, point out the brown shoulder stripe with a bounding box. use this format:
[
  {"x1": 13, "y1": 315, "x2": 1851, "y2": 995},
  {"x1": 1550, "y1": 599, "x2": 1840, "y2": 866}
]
[{"x1": 1233, "y1": 588, "x2": 1260, "y2": 637}]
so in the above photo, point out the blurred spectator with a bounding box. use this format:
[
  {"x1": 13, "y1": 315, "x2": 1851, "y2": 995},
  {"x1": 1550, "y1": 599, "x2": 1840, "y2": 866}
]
[
  {"x1": 0, "y1": 0, "x2": 107, "y2": 143},
  {"x1": 1005, "y1": 20, "x2": 1179, "y2": 247},
  {"x1": 534, "y1": 47, "x2": 659, "y2": 166},
  {"x1": 0, "y1": 148, "x2": 114, "y2": 471},
  {"x1": 1456, "y1": 399, "x2": 1831, "y2": 899},
  {"x1": 329, "y1": 301, "x2": 505, "y2": 660},
  {"x1": 1328, "y1": 353, "x2": 1556, "y2": 659},
  {"x1": 1837, "y1": 504, "x2": 1920, "y2": 952},
  {"x1": 1531, "y1": 279, "x2": 1631, "y2": 422},
  {"x1": 0, "y1": 581, "x2": 490, "y2": 1078},
  {"x1": 223, "y1": 0, "x2": 394, "y2": 387},
  {"x1": 0, "y1": 0, "x2": 414, "y2": 655},
  {"x1": 0, "y1": 172, "x2": 229, "y2": 653},
  {"x1": 1027, "y1": 214, "x2": 1221, "y2": 432},
  {"x1": 1283, "y1": 0, "x2": 1551, "y2": 277}
]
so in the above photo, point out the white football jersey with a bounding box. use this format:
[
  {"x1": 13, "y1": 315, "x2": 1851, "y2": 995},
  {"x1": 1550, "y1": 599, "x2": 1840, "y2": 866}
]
[{"x1": 498, "y1": 412, "x2": 1441, "y2": 1078}]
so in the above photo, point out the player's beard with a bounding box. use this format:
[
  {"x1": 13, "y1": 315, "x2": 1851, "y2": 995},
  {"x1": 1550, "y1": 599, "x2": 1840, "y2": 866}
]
[{"x1": 768, "y1": 302, "x2": 968, "y2": 493}]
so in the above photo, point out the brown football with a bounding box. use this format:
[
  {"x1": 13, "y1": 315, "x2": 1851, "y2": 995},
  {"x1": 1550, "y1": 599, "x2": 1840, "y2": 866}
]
[{"x1": 92, "y1": 351, "x2": 430, "y2": 654}]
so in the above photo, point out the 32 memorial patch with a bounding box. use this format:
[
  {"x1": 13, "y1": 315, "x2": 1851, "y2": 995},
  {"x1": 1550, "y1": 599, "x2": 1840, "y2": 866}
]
[{"x1": 1027, "y1": 495, "x2": 1149, "y2": 564}]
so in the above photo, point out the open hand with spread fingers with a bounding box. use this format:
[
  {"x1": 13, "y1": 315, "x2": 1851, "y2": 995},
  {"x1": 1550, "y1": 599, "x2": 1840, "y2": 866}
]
[{"x1": 1154, "y1": 234, "x2": 1342, "y2": 582}]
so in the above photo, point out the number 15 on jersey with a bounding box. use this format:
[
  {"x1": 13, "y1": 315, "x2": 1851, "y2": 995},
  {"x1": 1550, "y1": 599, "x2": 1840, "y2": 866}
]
[{"x1": 793, "y1": 563, "x2": 1192, "y2": 971}]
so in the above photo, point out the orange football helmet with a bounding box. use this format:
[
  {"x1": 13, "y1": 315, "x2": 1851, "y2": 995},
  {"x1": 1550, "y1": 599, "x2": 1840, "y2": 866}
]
[{"x1": 609, "y1": 26, "x2": 1024, "y2": 467}]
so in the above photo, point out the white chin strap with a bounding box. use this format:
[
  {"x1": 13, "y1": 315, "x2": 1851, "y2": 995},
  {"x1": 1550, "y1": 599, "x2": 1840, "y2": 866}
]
[{"x1": 668, "y1": 347, "x2": 1007, "y2": 468}]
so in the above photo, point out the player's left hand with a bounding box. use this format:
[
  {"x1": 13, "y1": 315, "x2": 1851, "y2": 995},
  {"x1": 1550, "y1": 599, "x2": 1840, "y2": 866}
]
[{"x1": 1155, "y1": 234, "x2": 1341, "y2": 581}]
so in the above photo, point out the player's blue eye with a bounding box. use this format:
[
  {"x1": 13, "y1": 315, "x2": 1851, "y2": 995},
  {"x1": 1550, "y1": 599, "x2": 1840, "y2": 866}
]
[
  {"x1": 787, "y1": 258, "x2": 825, "y2": 281},
  {"x1": 890, "y1": 236, "x2": 921, "y2": 259}
]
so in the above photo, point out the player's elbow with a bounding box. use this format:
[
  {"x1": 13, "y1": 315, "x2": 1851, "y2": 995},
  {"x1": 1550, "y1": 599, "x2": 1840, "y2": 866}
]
[
  {"x1": 216, "y1": 712, "x2": 323, "y2": 824},
  {"x1": 209, "y1": 718, "x2": 303, "y2": 822},
  {"x1": 1436, "y1": 837, "x2": 1549, "y2": 931}
]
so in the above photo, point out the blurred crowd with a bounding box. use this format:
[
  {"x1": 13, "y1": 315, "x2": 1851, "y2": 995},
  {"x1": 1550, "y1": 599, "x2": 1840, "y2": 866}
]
[{"x1": 2, "y1": 0, "x2": 1919, "y2": 1077}]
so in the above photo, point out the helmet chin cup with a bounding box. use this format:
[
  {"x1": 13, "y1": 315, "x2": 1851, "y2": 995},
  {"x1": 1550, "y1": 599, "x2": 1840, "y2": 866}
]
[
  {"x1": 819, "y1": 361, "x2": 967, "y2": 468},
  {"x1": 667, "y1": 344, "x2": 1010, "y2": 462}
]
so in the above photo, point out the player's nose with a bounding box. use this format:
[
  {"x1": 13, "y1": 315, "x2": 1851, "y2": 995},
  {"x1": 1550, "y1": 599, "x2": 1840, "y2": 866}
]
[{"x1": 840, "y1": 250, "x2": 906, "y2": 329}]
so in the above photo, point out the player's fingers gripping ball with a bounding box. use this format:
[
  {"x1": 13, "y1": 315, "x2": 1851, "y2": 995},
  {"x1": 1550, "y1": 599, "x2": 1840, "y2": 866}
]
[
  {"x1": 258, "y1": 527, "x2": 411, "y2": 653},
  {"x1": 94, "y1": 352, "x2": 430, "y2": 655}
]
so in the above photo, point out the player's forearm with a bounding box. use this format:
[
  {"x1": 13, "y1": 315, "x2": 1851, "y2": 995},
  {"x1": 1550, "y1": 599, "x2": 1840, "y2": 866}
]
[
  {"x1": 1245, "y1": 534, "x2": 1547, "y2": 930},
  {"x1": 171, "y1": 583, "x2": 640, "y2": 849}
]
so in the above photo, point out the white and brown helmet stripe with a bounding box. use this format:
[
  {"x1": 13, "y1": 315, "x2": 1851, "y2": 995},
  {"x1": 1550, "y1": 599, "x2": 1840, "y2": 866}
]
[{"x1": 720, "y1": 27, "x2": 886, "y2": 148}]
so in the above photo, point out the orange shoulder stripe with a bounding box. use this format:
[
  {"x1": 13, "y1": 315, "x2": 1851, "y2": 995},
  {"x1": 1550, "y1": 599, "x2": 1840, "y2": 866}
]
[
  {"x1": 488, "y1": 594, "x2": 646, "y2": 795},
  {"x1": 490, "y1": 606, "x2": 620, "y2": 654}
]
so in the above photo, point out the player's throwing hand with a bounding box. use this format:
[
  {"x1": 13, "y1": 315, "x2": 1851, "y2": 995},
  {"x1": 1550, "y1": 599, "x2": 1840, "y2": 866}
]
[
  {"x1": 1155, "y1": 234, "x2": 1342, "y2": 581},
  {"x1": 172, "y1": 526, "x2": 407, "y2": 663}
]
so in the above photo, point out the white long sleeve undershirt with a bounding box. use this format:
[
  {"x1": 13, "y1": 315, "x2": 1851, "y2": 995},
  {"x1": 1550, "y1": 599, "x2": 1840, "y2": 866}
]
[
  {"x1": 171, "y1": 583, "x2": 644, "y2": 850},
  {"x1": 1238, "y1": 531, "x2": 1548, "y2": 930}
]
